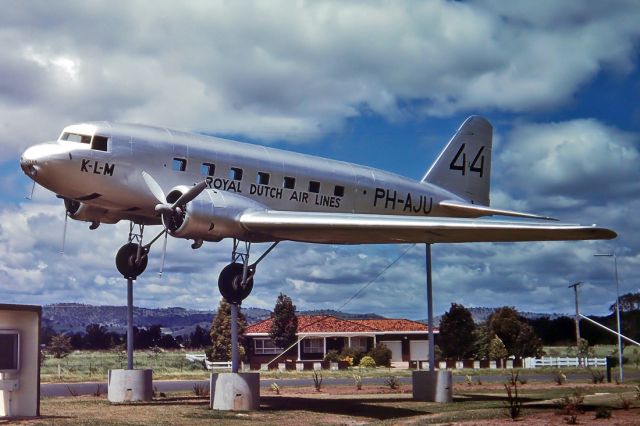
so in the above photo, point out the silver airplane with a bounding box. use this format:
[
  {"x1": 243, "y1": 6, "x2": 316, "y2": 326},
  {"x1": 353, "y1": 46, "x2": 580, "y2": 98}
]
[{"x1": 19, "y1": 116, "x2": 616, "y2": 300}]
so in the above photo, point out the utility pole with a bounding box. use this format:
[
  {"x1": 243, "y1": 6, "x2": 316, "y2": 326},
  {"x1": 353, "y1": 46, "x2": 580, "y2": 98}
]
[
  {"x1": 568, "y1": 282, "x2": 582, "y2": 366},
  {"x1": 594, "y1": 253, "x2": 623, "y2": 383}
]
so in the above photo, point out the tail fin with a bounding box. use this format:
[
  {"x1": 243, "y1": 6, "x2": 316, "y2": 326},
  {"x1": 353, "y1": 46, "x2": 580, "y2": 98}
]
[{"x1": 422, "y1": 116, "x2": 492, "y2": 206}]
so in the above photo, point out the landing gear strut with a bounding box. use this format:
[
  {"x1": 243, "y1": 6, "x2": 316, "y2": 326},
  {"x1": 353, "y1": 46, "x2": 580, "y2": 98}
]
[
  {"x1": 114, "y1": 223, "x2": 149, "y2": 370},
  {"x1": 217, "y1": 239, "x2": 279, "y2": 372}
]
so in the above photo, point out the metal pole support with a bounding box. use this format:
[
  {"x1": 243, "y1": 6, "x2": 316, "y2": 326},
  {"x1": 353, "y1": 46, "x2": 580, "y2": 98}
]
[
  {"x1": 231, "y1": 303, "x2": 239, "y2": 373},
  {"x1": 127, "y1": 278, "x2": 134, "y2": 370},
  {"x1": 426, "y1": 244, "x2": 435, "y2": 372}
]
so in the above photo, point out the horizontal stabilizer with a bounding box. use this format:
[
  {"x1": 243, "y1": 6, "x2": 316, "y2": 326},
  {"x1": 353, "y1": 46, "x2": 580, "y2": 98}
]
[
  {"x1": 240, "y1": 210, "x2": 615, "y2": 245},
  {"x1": 438, "y1": 200, "x2": 557, "y2": 221}
]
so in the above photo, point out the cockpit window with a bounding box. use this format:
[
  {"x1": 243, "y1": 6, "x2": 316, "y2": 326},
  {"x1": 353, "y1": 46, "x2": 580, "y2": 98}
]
[
  {"x1": 92, "y1": 135, "x2": 108, "y2": 152},
  {"x1": 61, "y1": 132, "x2": 91, "y2": 144}
]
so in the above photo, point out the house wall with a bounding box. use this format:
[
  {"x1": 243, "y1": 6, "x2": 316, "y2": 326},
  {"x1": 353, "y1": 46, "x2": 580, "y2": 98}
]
[{"x1": 376, "y1": 334, "x2": 433, "y2": 362}]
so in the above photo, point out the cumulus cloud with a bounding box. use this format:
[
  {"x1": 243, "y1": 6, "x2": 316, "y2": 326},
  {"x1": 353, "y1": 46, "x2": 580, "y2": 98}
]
[{"x1": 1, "y1": 1, "x2": 640, "y2": 160}]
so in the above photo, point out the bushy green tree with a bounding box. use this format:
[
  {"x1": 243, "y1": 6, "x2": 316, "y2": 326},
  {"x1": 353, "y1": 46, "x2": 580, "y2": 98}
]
[
  {"x1": 368, "y1": 343, "x2": 392, "y2": 367},
  {"x1": 488, "y1": 335, "x2": 508, "y2": 360},
  {"x1": 438, "y1": 303, "x2": 476, "y2": 359},
  {"x1": 487, "y1": 307, "x2": 543, "y2": 357},
  {"x1": 208, "y1": 299, "x2": 247, "y2": 361},
  {"x1": 269, "y1": 293, "x2": 298, "y2": 349},
  {"x1": 48, "y1": 334, "x2": 72, "y2": 359}
]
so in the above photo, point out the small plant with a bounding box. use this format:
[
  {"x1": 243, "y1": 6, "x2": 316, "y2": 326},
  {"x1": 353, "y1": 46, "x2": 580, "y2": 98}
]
[
  {"x1": 518, "y1": 377, "x2": 528, "y2": 385},
  {"x1": 193, "y1": 383, "x2": 210, "y2": 397},
  {"x1": 312, "y1": 371, "x2": 323, "y2": 392},
  {"x1": 93, "y1": 384, "x2": 103, "y2": 397},
  {"x1": 476, "y1": 379, "x2": 483, "y2": 385},
  {"x1": 65, "y1": 384, "x2": 79, "y2": 397},
  {"x1": 359, "y1": 356, "x2": 376, "y2": 368},
  {"x1": 635, "y1": 385, "x2": 640, "y2": 400},
  {"x1": 618, "y1": 395, "x2": 632, "y2": 410},
  {"x1": 323, "y1": 350, "x2": 341, "y2": 363},
  {"x1": 349, "y1": 374, "x2": 362, "y2": 390},
  {"x1": 558, "y1": 389, "x2": 584, "y2": 425},
  {"x1": 554, "y1": 370, "x2": 567, "y2": 385},
  {"x1": 465, "y1": 375, "x2": 473, "y2": 386},
  {"x1": 270, "y1": 382, "x2": 281, "y2": 395},
  {"x1": 503, "y1": 380, "x2": 523, "y2": 420},
  {"x1": 385, "y1": 376, "x2": 400, "y2": 390},
  {"x1": 594, "y1": 406, "x2": 612, "y2": 419},
  {"x1": 588, "y1": 368, "x2": 604, "y2": 384},
  {"x1": 507, "y1": 369, "x2": 519, "y2": 386}
]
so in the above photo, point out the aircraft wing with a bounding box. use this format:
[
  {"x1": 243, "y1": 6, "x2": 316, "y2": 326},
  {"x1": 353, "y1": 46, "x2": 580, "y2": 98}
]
[{"x1": 240, "y1": 210, "x2": 616, "y2": 244}]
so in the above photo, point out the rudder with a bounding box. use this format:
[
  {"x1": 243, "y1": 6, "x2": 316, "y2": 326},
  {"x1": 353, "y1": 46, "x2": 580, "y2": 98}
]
[{"x1": 422, "y1": 116, "x2": 492, "y2": 206}]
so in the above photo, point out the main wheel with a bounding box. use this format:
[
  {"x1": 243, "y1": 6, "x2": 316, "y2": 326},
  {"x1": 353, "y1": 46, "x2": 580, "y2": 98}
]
[
  {"x1": 218, "y1": 262, "x2": 254, "y2": 304},
  {"x1": 115, "y1": 242, "x2": 148, "y2": 279}
]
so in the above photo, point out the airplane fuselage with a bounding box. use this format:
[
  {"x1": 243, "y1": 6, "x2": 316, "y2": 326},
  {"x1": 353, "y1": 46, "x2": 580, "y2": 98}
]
[{"x1": 22, "y1": 122, "x2": 465, "y2": 230}]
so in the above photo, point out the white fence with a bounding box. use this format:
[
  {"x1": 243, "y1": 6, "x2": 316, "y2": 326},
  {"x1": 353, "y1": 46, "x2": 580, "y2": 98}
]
[
  {"x1": 523, "y1": 357, "x2": 606, "y2": 368},
  {"x1": 185, "y1": 354, "x2": 232, "y2": 370}
]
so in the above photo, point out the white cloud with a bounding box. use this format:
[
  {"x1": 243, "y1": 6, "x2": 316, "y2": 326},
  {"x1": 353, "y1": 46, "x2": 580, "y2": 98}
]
[{"x1": 1, "y1": 1, "x2": 640, "y2": 160}]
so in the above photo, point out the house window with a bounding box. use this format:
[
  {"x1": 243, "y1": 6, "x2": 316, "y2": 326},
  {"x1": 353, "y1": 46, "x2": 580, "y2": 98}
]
[
  {"x1": 201, "y1": 162, "x2": 215, "y2": 177},
  {"x1": 172, "y1": 158, "x2": 187, "y2": 172},
  {"x1": 350, "y1": 336, "x2": 368, "y2": 352},
  {"x1": 254, "y1": 338, "x2": 282, "y2": 355},
  {"x1": 308, "y1": 181, "x2": 320, "y2": 193},
  {"x1": 283, "y1": 176, "x2": 295, "y2": 189},
  {"x1": 257, "y1": 172, "x2": 270, "y2": 185},
  {"x1": 334, "y1": 185, "x2": 345, "y2": 197},
  {"x1": 302, "y1": 338, "x2": 323, "y2": 353},
  {"x1": 229, "y1": 167, "x2": 243, "y2": 181}
]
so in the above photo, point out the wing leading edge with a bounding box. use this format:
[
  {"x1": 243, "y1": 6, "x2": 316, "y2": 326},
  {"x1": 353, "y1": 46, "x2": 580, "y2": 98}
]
[{"x1": 239, "y1": 210, "x2": 616, "y2": 244}]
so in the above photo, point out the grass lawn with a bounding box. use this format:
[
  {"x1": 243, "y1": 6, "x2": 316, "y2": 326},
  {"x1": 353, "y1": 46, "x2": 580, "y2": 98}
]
[{"x1": 24, "y1": 381, "x2": 640, "y2": 425}]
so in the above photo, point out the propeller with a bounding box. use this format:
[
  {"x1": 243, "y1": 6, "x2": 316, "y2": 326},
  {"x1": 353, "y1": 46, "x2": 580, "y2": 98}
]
[
  {"x1": 61, "y1": 209, "x2": 68, "y2": 254},
  {"x1": 141, "y1": 171, "x2": 209, "y2": 275},
  {"x1": 25, "y1": 180, "x2": 36, "y2": 200}
]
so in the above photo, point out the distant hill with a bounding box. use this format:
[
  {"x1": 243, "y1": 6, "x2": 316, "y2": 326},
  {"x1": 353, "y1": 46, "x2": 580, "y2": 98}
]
[
  {"x1": 42, "y1": 303, "x2": 271, "y2": 335},
  {"x1": 42, "y1": 304, "x2": 389, "y2": 336},
  {"x1": 427, "y1": 307, "x2": 564, "y2": 326}
]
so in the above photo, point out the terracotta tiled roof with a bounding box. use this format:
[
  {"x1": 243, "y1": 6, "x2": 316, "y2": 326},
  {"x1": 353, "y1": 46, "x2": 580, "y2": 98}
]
[{"x1": 246, "y1": 315, "x2": 437, "y2": 335}]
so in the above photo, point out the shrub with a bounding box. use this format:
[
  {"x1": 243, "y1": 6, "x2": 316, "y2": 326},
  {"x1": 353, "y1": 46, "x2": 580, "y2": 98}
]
[
  {"x1": 385, "y1": 376, "x2": 400, "y2": 390},
  {"x1": 341, "y1": 347, "x2": 365, "y2": 366},
  {"x1": 589, "y1": 368, "x2": 604, "y2": 384},
  {"x1": 193, "y1": 383, "x2": 209, "y2": 397},
  {"x1": 353, "y1": 374, "x2": 362, "y2": 390},
  {"x1": 594, "y1": 406, "x2": 611, "y2": 419},
  {"x1": 618, "y1": 395, "x2": 632, "y2": 410},
  {"x1": 558, "y1": 389, "x2": 584, "y2": 425},
  {"x1": 270, "y1": 383, "x2": 281, "y2": 395},
  {"x1": 312, "y1": 371, "x2": 323, "y2": 392},
  {"x1": 358, "y1": 356, "x2": 376, "y2": 368},
  {"x1": 554, "y1": 370, "x2": 567, "y2": 385},
  {"x1": 323, "y1": 350, "x2": 341, "y2": 363},
  {"x1": 503, "y1": 381, "x2": 522, "y2": 420},
  {"x1": 368, "y1": 343, "x2": 392, "y2": 367}
]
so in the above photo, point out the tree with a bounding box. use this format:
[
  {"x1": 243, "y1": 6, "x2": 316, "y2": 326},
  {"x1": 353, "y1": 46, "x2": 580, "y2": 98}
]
[
  {"x1": 208, "y1": 299, "x2": 247, "y2": 361},
  {"x1": 190, "y1": 325, "x2": 210, "y2": 348},
  {"x1": 609, "y1": 291, "x2": 640, "y2": 313},
  {"x1": 486, "y1": 307, "x2": 543, "y2": 357},
  {"x1": 269, "y1": 293, "x2": 298, "y2": 349},
  {"x1": 84, "y1": 323, "x2": 110, "y2": 349},
  {"x1": 48, "y1": 334, "x2": 73, "y2": 359},
  {"x1": 488, "y1": 336, "x2": 508, "y2": 360},
  {"x1": 438, "y1": 303, "x2": 476, "y2": 359}
]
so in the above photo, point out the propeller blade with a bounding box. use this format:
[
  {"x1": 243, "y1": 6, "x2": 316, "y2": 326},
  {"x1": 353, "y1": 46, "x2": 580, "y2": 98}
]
[
  {"x1": 159, "y1": 231, "x2": 168, "y2": 277},
  {"x1": 61, "y1": 210, "x2": 68, "y2": 254},
  {"x1": 171, "y1": 179, "x2": 208, "y2": 209},
  {"x1": 141, "y1": 171, "x2": 167, "y2": 204},
  {"x1": 25, "y1": 180, "x2": 36, "y2": 200}
]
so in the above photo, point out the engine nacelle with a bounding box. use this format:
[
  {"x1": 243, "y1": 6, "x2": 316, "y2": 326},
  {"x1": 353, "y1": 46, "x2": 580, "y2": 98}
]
[
  {"x1": 64, "y1": 199, "x2": 119, "y2": 224},
  {"x1": 163, "y1": 187, "x2": 267, "y2": 241}
]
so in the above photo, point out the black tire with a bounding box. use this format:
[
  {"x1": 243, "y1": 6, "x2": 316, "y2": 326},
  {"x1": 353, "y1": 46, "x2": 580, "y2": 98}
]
[
  {"x1": 218, "y1": 262, "x2": 254, "y2": 304},
  {"x1": 115, "y1": 242, "x2": 148, "y2": 279}
]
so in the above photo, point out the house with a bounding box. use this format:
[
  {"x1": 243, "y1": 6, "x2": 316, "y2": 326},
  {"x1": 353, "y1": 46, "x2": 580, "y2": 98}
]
[{"x1": 244, "y1": 314, "x2": 437, "y2": 368}]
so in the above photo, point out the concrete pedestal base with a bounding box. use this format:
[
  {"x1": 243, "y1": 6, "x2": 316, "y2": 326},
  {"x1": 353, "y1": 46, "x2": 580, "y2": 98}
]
[
  {"x1": 210, "y1": 372, "x2": 260, "y2": 411},
  {"x1": 412, "y1": 370, "x2": 452, "y2": 403},
  {"x1": 107, "y1": 369, "x2": 153, "y2": 403}
]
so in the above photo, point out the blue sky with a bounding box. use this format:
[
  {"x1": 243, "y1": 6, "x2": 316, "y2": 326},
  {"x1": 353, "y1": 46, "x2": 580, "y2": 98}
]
[{"x1": 0, "y1": 1, "x2": 639, "y2": 319}]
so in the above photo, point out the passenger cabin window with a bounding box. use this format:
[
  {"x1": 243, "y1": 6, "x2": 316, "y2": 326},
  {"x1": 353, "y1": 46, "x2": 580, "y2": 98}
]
[
  {"x1": 172, "y1": 158, "x2": 187, "y2": 172},
  {"x1": 229, "y1": 167, "x2": 243, "y2": 181},
  {"x1": 283, "y1": 176, "x2": 295, "y2": 189},
  {"x1": 309, "y1": 181, "x2": 320, "y2": 193},
  {"x1": 201, "y1": 162, "x2": 215, "y2": 176},
  {"x1": 257, "y1": 172, "x2": 270, "y2": 185},
  {"x1": 334, "y1": 185, "x2": 345, "y2": 197},
  {"x1": 61, "y1": 132, "x2": 91, "y2": 144},
  {"x1": 91, "y1": 135, "x2": 108, "y2": 152}
]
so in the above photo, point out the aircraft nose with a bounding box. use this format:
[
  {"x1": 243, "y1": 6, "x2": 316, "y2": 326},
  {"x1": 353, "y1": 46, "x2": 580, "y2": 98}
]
[{"x1": 20, "y1": 143, "x2": 66, "y2": 178}]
